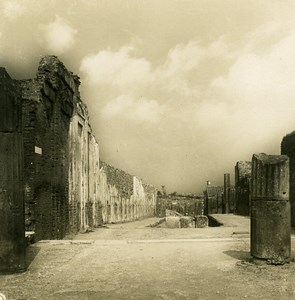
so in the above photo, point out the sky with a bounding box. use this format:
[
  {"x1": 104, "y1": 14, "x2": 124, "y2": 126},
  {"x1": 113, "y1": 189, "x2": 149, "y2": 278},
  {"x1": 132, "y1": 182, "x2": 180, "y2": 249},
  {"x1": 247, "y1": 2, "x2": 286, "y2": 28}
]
[{"x1": 1, "y1": 0, "x2": 295, "y2": 193}]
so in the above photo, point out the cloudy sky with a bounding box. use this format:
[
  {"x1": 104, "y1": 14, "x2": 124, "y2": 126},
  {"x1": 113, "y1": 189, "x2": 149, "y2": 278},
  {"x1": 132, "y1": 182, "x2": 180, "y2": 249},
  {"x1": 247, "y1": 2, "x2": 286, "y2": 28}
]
[{"x1": 1, "y1": 0, "x2": 295, "y2": 193}]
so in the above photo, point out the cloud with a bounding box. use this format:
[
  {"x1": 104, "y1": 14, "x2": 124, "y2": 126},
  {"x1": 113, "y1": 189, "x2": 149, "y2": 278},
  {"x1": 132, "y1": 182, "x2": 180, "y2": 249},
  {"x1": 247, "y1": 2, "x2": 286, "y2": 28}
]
[
  {"x1": 2, "y1": 0, "x2": 25, "y2": 20},
  {"x1": 102, "y1": 95, "x2": 165, "y2": 123},
  {"x1": 42, "y1": 16, "x2": 77, "y2": 55},
  {"x1": 80, "y1": 24, "x2": 295, "y2": 191},
  {"x1": 80, "y1": 46, "x2": 151, "y2": 87}
]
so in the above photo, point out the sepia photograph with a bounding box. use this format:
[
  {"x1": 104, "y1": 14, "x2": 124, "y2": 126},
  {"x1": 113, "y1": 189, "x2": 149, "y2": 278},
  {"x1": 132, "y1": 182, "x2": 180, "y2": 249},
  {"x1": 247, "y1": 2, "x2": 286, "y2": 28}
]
[{"x1": 0, "y1": 0, "x2": 295, "y2": 299}]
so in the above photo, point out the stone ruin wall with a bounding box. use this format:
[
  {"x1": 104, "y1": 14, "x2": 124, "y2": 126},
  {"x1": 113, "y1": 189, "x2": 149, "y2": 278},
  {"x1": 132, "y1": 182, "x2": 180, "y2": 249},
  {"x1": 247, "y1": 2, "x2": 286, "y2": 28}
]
[
  {"x1": 0, "y1": 68, "x2": 26, "y2": 272},
  {"x1": 205, "y1": 185, "x2": 235, "y2": 214},
  {"x1": 281, "y1": 131, "x2": 295, "y2": 226},
  {"x1": 99, "y1": 162, "x2": 157, "y2": 223},
  {"x1": 156, "y1": 195, "x2": 204, "y2": 218},
  {"x1": 10, "y1": 55, "x2": 157, "y2": 241},
  {"x1": 235, "y1": 161, "x2": 251, "y2": 216}
]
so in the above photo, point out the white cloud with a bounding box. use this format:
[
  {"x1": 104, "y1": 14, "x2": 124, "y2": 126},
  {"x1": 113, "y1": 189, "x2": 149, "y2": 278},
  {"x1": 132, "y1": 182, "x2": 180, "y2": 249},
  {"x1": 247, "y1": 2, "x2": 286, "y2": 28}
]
[
  {"x1": 102, "y1": 95, "x2": 165, "y2": 123},
  {"x1": 42, "y1": 16, "x2": 77, "y2": 55},
  {"x1": 2, "y1": 0, "x2": 25, "y2": 20},
  {"x1": 80, "y1": 46, "x2": 151, "y2": 87},
  {"x1": 81, "y1": 27, "x2": 295, "y2": 188}
]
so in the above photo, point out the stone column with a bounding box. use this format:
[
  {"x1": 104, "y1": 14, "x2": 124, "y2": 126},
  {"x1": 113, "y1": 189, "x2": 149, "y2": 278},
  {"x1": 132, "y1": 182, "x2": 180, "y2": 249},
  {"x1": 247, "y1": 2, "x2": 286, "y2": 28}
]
[
  {"x1": 251, "y1": 153, "x2": 290, "y2": 264},
  {"x1": 223, "y1": 173, "x2": 230, "y2": 213},
  {"x1": 0, "y1": 68, "x2": 26, "y2": 274}
]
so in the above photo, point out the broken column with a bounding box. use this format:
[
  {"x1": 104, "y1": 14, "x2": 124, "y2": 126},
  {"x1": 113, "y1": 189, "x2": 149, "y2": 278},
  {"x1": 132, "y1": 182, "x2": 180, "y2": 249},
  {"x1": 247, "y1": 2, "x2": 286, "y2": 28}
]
[
  {"x1": 235, "y1": 161, "x2": 251, "y2": 216},
  {"x1": 223, "y1": 173, "x2": 230, "y2": 213},
  {"x1": 251, "y1": 153, "x2": 290, "y2": 264},
  {"x1": 0, "y1": 68, "x2": 26, "y2": 273}
]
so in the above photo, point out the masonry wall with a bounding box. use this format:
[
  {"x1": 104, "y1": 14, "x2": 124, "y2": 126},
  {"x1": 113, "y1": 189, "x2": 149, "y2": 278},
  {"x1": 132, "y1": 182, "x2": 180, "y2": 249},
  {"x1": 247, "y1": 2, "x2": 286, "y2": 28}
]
[
  {"x1": 156, "y1": 195, "x2": 204, "y2": 218},
  {"x1": 21, "y1": 56, "x2": 77, "y2": 240},
  {"x1": 281, "y1": 132, "x2": 295, "y2": 226},
  {"x1": 205, "y1": 185, "x2": 235, "y2": 214},
  {"x1": 0, "y1": 68, "x2": 26, "y2": 273},
  {"x1": 99, "y1": 162, "x2": 157, "y2": 223},
  {"x1": 19, "y1": 56, "x2": 156, "y2": 241},
  {"x1": 235, "y1": 161, "x2": 251, "y2": 216}
]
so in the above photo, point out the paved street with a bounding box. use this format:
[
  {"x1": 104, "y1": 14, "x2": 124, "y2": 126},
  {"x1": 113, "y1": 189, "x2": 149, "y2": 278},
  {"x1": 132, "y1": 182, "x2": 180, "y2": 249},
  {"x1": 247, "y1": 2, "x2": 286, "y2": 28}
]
[{"x1": 1, "y1": 215, "x2": 295, "y2": 299}]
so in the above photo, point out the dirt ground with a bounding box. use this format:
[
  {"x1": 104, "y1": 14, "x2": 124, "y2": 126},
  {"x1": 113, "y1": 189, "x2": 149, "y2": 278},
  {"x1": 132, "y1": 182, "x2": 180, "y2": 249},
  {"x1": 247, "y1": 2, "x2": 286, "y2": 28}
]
[{"x1": 1, "y1": 214, "x2": 295, "y2": 300}]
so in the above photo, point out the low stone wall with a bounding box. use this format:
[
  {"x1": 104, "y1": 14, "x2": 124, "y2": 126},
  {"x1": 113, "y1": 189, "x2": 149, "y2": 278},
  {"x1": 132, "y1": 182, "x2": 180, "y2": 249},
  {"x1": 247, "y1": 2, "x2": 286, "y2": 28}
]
[{"x1": 156, "y1": 195, "x2": 204, "y2": 218}]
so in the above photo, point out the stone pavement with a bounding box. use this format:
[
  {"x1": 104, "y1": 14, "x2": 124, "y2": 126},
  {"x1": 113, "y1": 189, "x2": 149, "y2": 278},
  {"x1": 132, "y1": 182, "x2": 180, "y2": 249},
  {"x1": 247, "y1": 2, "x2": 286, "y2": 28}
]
[{"x1": 1, "y1": 214, "x2": 295, "y2": 300}]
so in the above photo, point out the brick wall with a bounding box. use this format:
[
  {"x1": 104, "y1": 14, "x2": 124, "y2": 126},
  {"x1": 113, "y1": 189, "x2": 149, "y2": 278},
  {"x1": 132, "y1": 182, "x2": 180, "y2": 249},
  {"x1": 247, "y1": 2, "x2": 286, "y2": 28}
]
[{"x1": 21, "y1": 56, "x2": 76, "y2": 240}]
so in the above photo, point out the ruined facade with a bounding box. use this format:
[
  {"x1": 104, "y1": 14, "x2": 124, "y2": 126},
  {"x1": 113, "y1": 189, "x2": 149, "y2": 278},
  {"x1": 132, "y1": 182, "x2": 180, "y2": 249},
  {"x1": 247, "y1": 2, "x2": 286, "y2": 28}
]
[
  {"x1": 235, "y1": 161, "x2": 251, "y2": 216},
  {"x1": 281, "y1": 132, "x2": 295, "y2": 226},
  {"x1": 1, "y1": 56, "x2": 157, "y2": 242}
]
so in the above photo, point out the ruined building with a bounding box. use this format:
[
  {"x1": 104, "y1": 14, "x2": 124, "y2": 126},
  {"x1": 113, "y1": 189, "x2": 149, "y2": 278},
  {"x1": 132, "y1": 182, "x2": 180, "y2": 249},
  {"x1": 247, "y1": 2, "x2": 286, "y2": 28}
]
[{"x1": 1, "y1": 56, "x2": 157, "y2": 242}]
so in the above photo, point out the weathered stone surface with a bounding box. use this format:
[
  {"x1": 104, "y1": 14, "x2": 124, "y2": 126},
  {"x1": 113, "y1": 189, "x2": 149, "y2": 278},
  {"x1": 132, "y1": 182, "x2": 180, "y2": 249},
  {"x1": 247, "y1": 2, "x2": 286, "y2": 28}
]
[
  {"x1": 195, "y1": 215, "x2": 208, "y2": 228},
  {"x1": 179, "y1": 216, "x2": 194, "y2": 228},
  {"x1": 281, "y1": 131, "x2": 295, "y2": 226},
  {"x1": 156, "y1": 195, "x2": 204, "y2": 218},
  {"x1": 165, "y1": 216, "x2": 180, "y2": 228},
  {"x1": 98, "y1": 162, "x2": 157, "y2": 224},
  {"x1": 0, "y1": 68, "x2": 26, "y2": 273},
  {"x1": 205, "y1": 185, "x2": 223, "y2": 214},
  {"x1": 251, "y1": 153, "x2": 290, "y2": 264},
  {"x1": 235, "y1": 161, "x2": 251, "y2": 216}
]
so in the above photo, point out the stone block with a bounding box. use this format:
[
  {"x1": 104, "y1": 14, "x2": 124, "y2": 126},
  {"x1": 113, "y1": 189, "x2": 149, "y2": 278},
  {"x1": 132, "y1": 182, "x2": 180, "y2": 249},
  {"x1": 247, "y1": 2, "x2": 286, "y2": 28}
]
[
  {"x1": 179, "y1": 216, "x2": 194, "y2": 228},
  {"x1": 195, "y1": 215, "x2": 208, "y2": 228},
  {"x1": 165, "y1": 216, "x2": 180, "y2": 228}
]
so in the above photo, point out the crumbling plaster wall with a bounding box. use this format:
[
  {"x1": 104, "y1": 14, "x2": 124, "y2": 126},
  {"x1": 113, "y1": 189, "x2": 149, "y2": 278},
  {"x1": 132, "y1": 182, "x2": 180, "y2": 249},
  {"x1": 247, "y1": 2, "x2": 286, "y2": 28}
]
[{"x1": 99, "y1": 161, "x2": 157, "y2": 224}]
